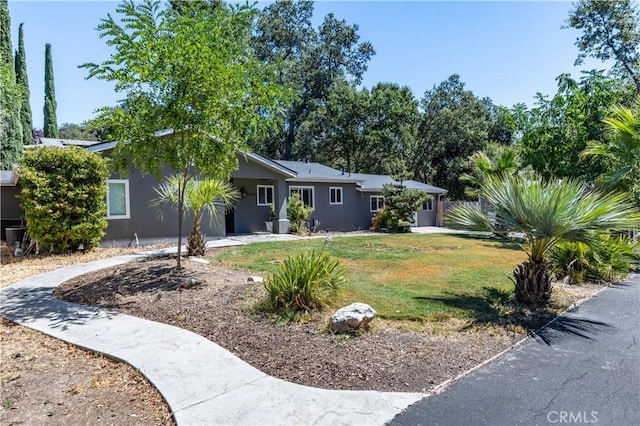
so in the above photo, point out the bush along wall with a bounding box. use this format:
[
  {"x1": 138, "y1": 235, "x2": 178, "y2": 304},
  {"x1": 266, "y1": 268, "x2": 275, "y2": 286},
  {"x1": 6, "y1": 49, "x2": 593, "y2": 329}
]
[{"x1": 18, "y1": 147, "x2": 109, "y2": 253}]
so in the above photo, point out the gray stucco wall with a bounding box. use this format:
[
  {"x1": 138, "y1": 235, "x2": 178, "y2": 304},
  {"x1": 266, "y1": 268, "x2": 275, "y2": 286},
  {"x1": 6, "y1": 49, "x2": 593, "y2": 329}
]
[
  {"x1": 104, "y1": 167, "x2": 225, "y2": 242},
  {"x1": 286, "y1": 182, "x2": 376, "y2": 232},
  {"x1": 231, "y1": 178, "x2": 276, "y2": 234}
]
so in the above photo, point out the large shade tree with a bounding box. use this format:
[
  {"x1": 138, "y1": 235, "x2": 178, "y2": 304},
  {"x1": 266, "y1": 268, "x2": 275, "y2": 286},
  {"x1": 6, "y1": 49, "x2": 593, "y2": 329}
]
[
  {"x1": 445, "y1": 174, "x2": 640, "y2": 305},
  {"x1": 82, "y1": 0, "x2": 287, "y2": 268},
  {"x1": 252, "y1": 0, "x2": 374, "y2": 160},
  {"x1": 567, "y1": 0, "x2": 640, "y2": 93}
]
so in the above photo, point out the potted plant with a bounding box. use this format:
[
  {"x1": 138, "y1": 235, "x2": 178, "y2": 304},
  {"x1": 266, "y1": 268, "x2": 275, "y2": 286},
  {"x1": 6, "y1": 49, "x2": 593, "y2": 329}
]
[{"x1": 265, "y1": 204, "x2": 276, "y2": 233}]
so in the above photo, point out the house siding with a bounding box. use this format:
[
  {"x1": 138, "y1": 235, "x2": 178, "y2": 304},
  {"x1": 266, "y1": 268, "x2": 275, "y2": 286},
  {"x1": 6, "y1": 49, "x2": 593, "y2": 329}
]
[
  {"x1": 231, "y1": 178, "x2": 276, "y2": 234},
  {"x1": 104, "y1": 167, "x2": 226, "y2": 242}
]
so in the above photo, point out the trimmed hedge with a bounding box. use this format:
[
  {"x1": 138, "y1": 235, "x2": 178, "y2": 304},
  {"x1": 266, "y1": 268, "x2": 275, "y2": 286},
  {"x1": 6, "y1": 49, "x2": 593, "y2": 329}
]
[{"x1": 18, "y1": 147, "x2": 109, "y2": 253}]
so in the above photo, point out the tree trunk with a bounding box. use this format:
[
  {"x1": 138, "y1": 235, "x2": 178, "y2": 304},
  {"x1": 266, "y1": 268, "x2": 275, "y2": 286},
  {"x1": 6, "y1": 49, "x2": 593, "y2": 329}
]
[
  {"x1": 512, "y1": 259, "x2": 553, "y2": 305},
  {"x1": 187, "y1": 217, "x2": 206, "y2": 257}
]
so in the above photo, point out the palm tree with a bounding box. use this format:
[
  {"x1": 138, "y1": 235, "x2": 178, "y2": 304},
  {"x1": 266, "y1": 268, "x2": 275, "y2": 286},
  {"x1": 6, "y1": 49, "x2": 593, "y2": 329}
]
[
  {"x1": 460, "y1": 144, "x2": 518, "y2": 198},
  {"x1": 445, "y1": 174, "x2": 640, "y2": 305},
  {"x1": 581, "y1": 100, "x2": 640, "y2": 206},
  {"x1": 151, "y1": 175, "x2": 238, "y2": 258}
]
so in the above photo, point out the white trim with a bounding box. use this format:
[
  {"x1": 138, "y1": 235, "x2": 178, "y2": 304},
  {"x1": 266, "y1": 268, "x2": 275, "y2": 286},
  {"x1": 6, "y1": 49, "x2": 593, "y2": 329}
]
[
  {"x1": 423, "y1": 199, "x2": 433, "y2": 211},
  {"x1": 257, "y1": 184, "x2": 274, "y2": 206},
  {"x1": 289, "y1": 185, "x2": 315, "y2": 209},
  {"x1": 329, "y1": 187, "x2": 343, "y2": 205},
  {"x1": 370, "y1": 195, "x2": 384, "y2": 212},
  {"x1": 106, "y1": 179, "x2": 130, "y2": 219}
]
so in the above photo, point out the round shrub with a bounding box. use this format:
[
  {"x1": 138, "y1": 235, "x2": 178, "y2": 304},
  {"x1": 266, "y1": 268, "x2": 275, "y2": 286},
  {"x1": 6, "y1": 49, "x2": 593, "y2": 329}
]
[{"x1": 18, "y1": 147, "x2": 109, "y2": 253}]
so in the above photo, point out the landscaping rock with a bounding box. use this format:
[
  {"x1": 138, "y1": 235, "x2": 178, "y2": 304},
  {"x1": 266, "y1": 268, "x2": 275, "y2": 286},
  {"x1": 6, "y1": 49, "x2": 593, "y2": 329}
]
[
  {"x1": 248, "y1": 276, "x2": 264, "y2": 283},
  {"x1": 330, "y1": 303, "x2": 376, "y2": 333},
  {"x1": 188, "y1": 257, "x2": 210, "y2": 265}
]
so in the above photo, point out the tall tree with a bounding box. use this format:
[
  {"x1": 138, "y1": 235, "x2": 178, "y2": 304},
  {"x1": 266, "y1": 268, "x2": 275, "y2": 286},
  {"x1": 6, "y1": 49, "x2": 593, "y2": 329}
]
[
  {"x1": 82, "y1": 0, "x2": 286, "y2": 268},
  {"x1": 0, "y1": 0, "x2": 23, "y2": 169},
  {"x1": 43, "y1": 43, "x2": 58, "y2": 138},
  {"x1": 515, "y1": 71, "x2": 629, "y2": 182},
  {"x1": 15, "y1": 23, "x2": 33, "y2": 145},
  {"x1": 252, "y1": 0, "x2": 374, "y2": 160},
  {"x1": 57, "y1": 123, "x2": 100, "y2": 141},
  {"x1": 567, "y1": 0, "x2": 640, "y2": 93},
  {"x1": 411, "y1": 75, "x2": 492, "y2": 199}
]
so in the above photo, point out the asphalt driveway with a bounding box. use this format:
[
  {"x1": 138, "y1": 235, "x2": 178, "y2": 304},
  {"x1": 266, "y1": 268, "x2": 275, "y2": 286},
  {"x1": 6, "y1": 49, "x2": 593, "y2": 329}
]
[{"x1": 391, "y1": 272, "x2": 640, "y2": 426}]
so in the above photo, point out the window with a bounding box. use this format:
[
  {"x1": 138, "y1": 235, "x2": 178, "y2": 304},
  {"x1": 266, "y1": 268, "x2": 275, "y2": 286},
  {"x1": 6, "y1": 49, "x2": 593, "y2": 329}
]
[
  {"x1": 422, "y1": 199, "x2": 433, "y2": 211},
  {"x1": 106, "y1": 179, "x2": 130, "y2": 219},
  {"x1": 289, "y1": 186, "x2": 314, "y2": 209},
  {"x1": 329, "y1": 187, "x2": 343, "y2": 205},
  {"x1": 257, "y1": 185, "x2": 274, "y2": 206},
  {"x1": 370, "y1": 195, "x2": 384, "y2": 212}
]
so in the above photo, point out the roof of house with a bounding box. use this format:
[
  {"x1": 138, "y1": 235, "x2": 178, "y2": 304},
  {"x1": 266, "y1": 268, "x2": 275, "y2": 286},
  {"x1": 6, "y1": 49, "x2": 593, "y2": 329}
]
[
  {"x1": 276, "y1": 160, "x2": 361, "y2": 183},
  {"x1": 21, "y1": 137, "x2": 447, "y2": 194}
]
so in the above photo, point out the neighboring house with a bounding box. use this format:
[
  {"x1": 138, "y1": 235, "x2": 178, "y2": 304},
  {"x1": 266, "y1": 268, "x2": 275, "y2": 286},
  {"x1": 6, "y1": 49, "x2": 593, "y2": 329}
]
[{"x1": 0, "y1": 137, "x2": 447, "y2": 243}]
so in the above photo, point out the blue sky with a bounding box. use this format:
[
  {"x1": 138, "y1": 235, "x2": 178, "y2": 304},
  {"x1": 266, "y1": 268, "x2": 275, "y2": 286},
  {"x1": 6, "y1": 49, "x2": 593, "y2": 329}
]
[{"x1": 8, "y1": 0, "x2": 609, "y2": 130}]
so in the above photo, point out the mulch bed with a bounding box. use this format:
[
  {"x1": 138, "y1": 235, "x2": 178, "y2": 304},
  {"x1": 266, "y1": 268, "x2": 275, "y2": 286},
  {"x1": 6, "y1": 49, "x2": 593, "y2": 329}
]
[{"x1": 55, "y1": 255, "x2": 527, "y2": 393}]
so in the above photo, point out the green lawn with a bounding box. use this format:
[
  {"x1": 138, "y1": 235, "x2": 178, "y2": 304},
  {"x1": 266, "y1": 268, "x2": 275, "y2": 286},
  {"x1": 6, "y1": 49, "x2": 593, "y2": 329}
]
[{"x1": 210, "y1": 233, "x2": 526, "y2": 322}]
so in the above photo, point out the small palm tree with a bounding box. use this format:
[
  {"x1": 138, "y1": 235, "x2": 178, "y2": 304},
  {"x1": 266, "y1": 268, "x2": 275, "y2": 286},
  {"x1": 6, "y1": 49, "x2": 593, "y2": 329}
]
[
  {"x1": 151, "y1": 175, "x2": 238, "y2": 257},
  {"x1": 582, "y1": 100, "x2": 640, "y2": 206},
  {"x1": 445, "y1": 174, "x2": 640, "y2": 305},
  {"x1": 460, "y1": 144, "x2": 518, "y2": 198}
]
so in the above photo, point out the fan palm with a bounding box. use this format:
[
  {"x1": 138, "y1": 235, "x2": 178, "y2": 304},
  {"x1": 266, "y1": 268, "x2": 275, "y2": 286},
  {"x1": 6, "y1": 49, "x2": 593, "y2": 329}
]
[
  {"x1": 151, "y1": 175, "x2": 238, "y2": 257},
  {"x1": 445, "y1": 174, "x2": 640, "y2": 305},
  {"x1": 581, "y1": 100, "x2": 640, "y2": 206}
]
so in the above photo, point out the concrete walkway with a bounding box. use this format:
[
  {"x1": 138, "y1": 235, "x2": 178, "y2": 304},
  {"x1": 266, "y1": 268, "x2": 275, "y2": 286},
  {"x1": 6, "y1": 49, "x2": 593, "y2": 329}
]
[{"x1": 0, "y1": 235, "x2": 425, "y2": 425}]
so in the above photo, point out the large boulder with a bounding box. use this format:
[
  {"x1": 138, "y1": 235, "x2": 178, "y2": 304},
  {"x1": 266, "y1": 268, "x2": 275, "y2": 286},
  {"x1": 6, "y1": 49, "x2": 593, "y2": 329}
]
[{"x1": 330, "y1": 303, "x2": 376, "y2": 333}]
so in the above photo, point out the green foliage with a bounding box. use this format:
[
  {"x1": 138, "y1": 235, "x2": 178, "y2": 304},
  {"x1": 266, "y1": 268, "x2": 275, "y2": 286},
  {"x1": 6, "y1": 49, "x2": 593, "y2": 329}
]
[
  {"x1": 515, "y1": 71, "x2": 629, "y2": 182},
  {"x1": 412, "y1": 74, "x2": 493, "y2": 199},
  {"x1": 370, "y1": 207, "x2": 399, "y2": 232},
  {"x1": 18, "y1": 147, "x2": 109, "y2": 253},
  {"x1": 0, "y1": 0, "x2": 23, "y2": 169},
  {"x1": 251, "y1": 0, "x2": 375, "y2": 160},
  {"x1": 263, "y1": 250, "x2": 345, "y2": 315},
  {"x1": 83, "y1": 0, "x2": 287, "y2": 266},
  {"x1": 550, "y1": 235, "x2": 638, "y2": 283},
  {"x1": 582, "y1": 99, "x2": 640, "y2": 207},
  {"x1": 445, "y1": 174, "x2": 640, "y2": 304},
  {"x1": 315, "y1": 81, "x2": 420, "y2": 175},
  {"x1": 43, "y1": 43, "x2": 58, "y2": 138},
  {"x1": 382, "y1": 183, "x2": 429, "y2": 225},
  {"x1": 460, "y1": 143, "x2": 518, "y2": 198},
  {"x1": 150, "y1": 174, "x2": 238, "y2": 256},
  {"x1": 286, "y1": 192, "x2": 312, "y2": 234},
  {"x1": 567, "y1": 0, "x2": 640, "y2": 93},
  {"x1": 15, "y1": 23, "x2": 32, "y2": 146},
  {"x1": 57, "y1": 123, "x2": 101, "y2": 141}
]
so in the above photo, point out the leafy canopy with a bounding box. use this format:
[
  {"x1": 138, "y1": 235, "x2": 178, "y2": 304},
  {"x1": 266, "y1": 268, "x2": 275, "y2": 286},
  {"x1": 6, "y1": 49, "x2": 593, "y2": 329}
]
[{"x1": 82, "y1": 0, "x2": 288, "y2": 180}]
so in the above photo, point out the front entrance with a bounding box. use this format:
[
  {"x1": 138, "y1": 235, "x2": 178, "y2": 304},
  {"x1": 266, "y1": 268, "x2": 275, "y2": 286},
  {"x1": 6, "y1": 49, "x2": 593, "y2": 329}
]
[{"x1": 225, "y1": 209, "x2": 234, "y2": 235}]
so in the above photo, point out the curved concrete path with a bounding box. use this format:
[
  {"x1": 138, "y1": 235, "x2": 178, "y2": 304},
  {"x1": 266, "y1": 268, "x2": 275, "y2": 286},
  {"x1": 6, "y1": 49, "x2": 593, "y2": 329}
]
[{"x1": 0, "y1": 251, "x2": 424, "y2": 425}]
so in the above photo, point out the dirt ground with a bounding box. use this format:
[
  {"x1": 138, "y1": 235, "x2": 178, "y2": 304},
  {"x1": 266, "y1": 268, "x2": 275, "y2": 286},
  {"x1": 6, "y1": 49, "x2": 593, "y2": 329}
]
[
  {"x1": 1, "y1": 244, "x2": 604, "y2": 424},
  {"x1": 1, "y1": 243, "x2": 176, "y2": 426}
]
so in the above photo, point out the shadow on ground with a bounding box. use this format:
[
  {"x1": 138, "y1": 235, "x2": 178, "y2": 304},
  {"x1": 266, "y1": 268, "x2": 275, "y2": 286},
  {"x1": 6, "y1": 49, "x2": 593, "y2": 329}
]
[
  {"x1": 0, "y1": 285, "x2": 114, "y2": 330},
  {"x1": 414, "y1": 287, "x2": 613, "y2": 346}
]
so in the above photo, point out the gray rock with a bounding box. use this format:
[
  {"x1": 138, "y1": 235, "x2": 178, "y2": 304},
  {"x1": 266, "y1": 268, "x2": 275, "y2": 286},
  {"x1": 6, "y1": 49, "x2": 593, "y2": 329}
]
[{"x1": 330, "y1": 303, "x2": 376, "y2": 333}]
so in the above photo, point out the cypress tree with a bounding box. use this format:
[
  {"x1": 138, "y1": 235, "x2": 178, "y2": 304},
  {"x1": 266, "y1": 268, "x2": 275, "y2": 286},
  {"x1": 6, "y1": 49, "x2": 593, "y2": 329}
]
[
  {"x1": 15, "y1": 23, "x2": 33, "y2": 145},
  {"x1": 0, "y1": 0, "x2": 23, "y2": 169},
  {"x1": 43, "y1": 43, "x2": 58, "y2": 138}
]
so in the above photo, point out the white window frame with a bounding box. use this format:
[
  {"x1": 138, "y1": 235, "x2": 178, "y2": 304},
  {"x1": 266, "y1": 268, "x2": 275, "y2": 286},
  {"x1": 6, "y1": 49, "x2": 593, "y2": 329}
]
[
  {"x1": 289, "y1": 186, "x2": 315, "y2": 209},
  {"x1": 370, "y1": 195, "x2": 385, "y2": 212},
  {"x1": 257, "y1": 185, "x2": 274, "y2": 206},
  {"x1": 329, "y1": 187, "x2": 343, "y2": 205},
  {"x1": 106, "y1": 179, "x2": 130, "y2": 219},
  {"x1": 423, "y1": 199, "x2": 433, "y2": 211}
]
